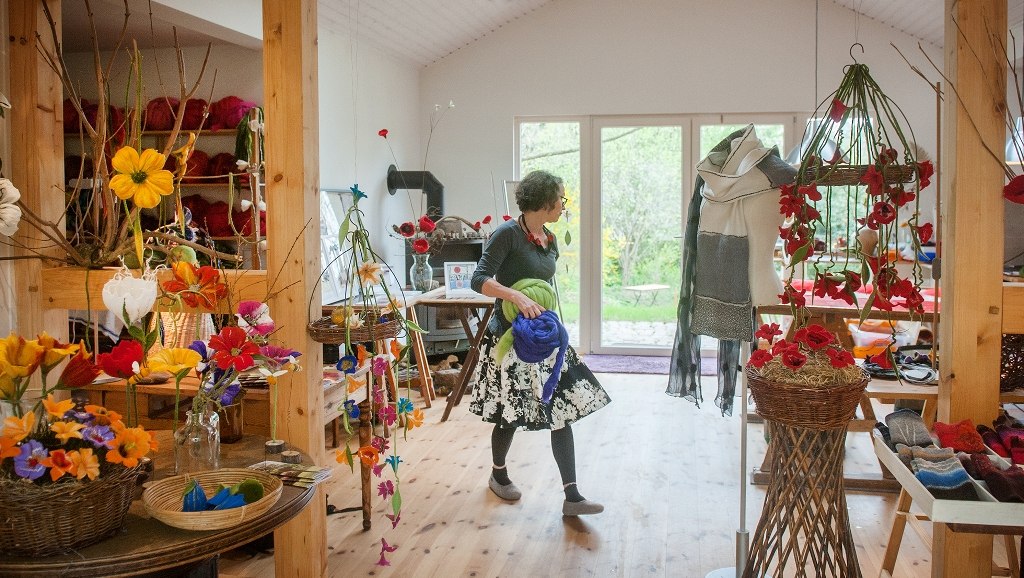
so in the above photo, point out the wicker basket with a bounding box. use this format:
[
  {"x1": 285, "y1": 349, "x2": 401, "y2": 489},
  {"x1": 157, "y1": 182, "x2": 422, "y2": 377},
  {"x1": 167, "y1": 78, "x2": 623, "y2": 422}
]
[
  {"x1": 306, "y1": 316, "x2": 402, "y2": 345},
  {"x1": 1001, "y1": 333, "x2": 1024, "y2": 392},
  {"x1": 746, "y1": 366, "x2": 869, "y2": 430},
  {"x1": 0, "y1": 463, "x2": 144, "y2": 556},
  {"x1": 142, "y1": 468, "x2": 283, "y2": 531},
  {"x1": 801, "y1": 163, "x2": 917, "y2": 187}
]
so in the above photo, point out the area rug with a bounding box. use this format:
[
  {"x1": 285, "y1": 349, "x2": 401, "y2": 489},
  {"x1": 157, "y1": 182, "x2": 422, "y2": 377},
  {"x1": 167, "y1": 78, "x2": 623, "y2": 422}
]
[{"x1": 582, "y1": 354, "x2": 717, "y2": 375}]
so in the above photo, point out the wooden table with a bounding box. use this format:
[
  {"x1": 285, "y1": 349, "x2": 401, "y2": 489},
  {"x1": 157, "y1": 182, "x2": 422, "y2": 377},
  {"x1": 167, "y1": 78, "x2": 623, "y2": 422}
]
[
  {"x1": 412, "y1": 287, "x2": 496, "y2": 422},
  {"x1": 0, "y1": 432, "x2": 317, "y2": 577}
]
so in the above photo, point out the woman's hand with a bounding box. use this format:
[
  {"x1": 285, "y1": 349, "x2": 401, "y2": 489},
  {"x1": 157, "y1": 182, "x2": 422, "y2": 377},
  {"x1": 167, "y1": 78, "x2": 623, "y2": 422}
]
[{"x1": 511, "y1": 291, "x2": 545, "y2": 319}]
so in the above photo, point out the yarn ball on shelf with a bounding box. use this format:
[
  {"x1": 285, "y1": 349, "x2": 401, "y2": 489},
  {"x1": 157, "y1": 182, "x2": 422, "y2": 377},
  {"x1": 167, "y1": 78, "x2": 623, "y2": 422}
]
[
  {"x1": 203, "y1": 201, "x2": 232, "y2": 237},
  {"x1": 209, "y1": 96, "x2": 257, "y2": 131},
  {"x1": 181, "y1": 98, "x2": 208, "y2": 130},
  {"x1": 144, "y1": 97, "x2": 180, "y2": 131},
  {"x1": 207, "y1": 152, "x2": 241, "y2": 184},
  {"x1": 231, "y1": 208, "x2": 266, "y2": 237}
]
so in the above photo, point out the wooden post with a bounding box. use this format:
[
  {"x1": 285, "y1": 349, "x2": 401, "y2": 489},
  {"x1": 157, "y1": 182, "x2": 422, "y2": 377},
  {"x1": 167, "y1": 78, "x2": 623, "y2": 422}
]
[
  {"x1": 935, "y1": 0, "x2": 1006, "y2": 575},
  {"x1": 7, "y1": 0, "x2": 66, "y2": 339},
  {"x1": 263, "y1": 1, "x2": 326, "y2": 576}
]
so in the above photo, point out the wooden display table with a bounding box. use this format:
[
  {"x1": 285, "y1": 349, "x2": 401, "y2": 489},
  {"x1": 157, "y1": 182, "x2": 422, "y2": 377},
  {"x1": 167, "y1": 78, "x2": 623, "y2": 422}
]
[{"x1": 0, "y1": 432, "x2": 317, "y2": 577}]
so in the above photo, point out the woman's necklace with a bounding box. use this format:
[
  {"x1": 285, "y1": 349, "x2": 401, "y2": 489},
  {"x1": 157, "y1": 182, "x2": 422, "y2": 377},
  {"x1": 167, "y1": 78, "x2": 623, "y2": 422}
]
[{"x1": 519, "y1": 215, "x2": 553, "y2": 250}]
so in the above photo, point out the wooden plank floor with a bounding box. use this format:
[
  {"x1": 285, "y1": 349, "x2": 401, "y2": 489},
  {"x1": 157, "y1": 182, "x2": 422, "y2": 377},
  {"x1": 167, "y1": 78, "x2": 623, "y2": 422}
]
[{"x1": 219, "y1": 373, "x2": 1014, "y2": 577}]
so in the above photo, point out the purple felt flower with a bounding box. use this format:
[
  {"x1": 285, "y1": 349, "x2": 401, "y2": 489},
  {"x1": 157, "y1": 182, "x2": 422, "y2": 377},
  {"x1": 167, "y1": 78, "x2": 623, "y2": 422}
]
[
  {"x1": 219, "y1": 382, "x2": 242, "y2": 406},
  {"x1": 82, "y1": 425, "x2": 115, "y2": 449},
  {"x1": 259, "y1": 344, "x2": 301, "y2": 366},
  {"x1": 14, "y1": 440, "x2": 48, "y2": 480}
]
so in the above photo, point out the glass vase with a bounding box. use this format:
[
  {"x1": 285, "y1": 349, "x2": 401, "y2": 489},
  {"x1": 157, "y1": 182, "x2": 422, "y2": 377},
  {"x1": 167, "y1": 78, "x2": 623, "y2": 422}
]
[
  {"x1": 174, "y1": 407, "x2": 220, "y2": 475},
  {"x1": 409, "y1": 253, "x2": 434, "y2": 291}
]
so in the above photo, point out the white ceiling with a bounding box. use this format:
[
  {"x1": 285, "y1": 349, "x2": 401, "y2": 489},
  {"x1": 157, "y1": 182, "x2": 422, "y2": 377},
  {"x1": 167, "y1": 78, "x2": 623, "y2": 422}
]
[{"x1": 61, "y1": 0, "x2": 1024, "y2": 66}]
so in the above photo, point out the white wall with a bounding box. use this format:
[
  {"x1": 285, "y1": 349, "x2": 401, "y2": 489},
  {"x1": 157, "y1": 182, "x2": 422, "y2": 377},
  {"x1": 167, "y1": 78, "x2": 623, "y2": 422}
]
[{"x1": 420, "y1": 0, "x2": 945, "y2": 224}]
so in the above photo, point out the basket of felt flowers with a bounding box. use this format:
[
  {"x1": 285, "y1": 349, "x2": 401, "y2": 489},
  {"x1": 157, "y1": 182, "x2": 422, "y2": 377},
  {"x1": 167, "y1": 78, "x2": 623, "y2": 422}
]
[{"x1": 142, "y1": 468, "x2": 282, "y2": 531}]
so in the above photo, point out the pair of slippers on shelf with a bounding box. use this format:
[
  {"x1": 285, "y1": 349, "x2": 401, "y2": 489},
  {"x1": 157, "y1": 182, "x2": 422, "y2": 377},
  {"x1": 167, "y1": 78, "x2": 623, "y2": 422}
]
[{"x1": 863, "y1": 345, "x2": 938, "y2": 384}]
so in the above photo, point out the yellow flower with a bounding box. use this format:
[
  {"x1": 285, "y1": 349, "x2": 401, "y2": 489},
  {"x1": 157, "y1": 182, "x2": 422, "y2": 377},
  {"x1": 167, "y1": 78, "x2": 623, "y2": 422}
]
[
  {"x1": 68, "y1": 448, "x2": 100, "y2": 480},
  {"x1": 104, "y1": 425, "x2": 153, "y2": 468},
  {"x1": 3, "y1": 411, "x2": 35, "y2": 442},
  {"x1": 36, "y1": 332, "x2": 80, "y2": 373},
  {"x1": 406, "y1": 408, "x2": 424, "y2": 429},
  {"x1": 357, "y1": 261, "x2": 383, "y2": 286},
  {"x1": 42, "y1": 394, "x2": 75, "y2": 418},
  {"x1": 109, "y1": 146, "x2": 174, "y2": 209},
  {"x1": 172, "y1": 132, "x2": 198, "y2": 181},
  {"x1": 50, "y1": 420, "x2": 86, "y2": 444},
  {"x1": 148, "y1": 347, "x2": 202, "y2": 375},
  {"x1": 0, "y1": 332, "x2": 45, "y2": 399}
]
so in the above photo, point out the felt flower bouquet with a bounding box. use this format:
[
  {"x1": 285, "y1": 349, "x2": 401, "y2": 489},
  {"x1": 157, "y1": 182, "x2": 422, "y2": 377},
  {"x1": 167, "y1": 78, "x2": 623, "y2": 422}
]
[{"x1": 748, "y1": 322, "x2": 862, "y2": 387}]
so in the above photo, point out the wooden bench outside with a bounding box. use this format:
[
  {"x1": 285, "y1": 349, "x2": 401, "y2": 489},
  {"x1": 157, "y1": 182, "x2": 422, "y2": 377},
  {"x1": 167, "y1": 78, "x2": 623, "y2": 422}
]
[{"x1": 623, "y1": 283, "x2": 671, "y2": 306}]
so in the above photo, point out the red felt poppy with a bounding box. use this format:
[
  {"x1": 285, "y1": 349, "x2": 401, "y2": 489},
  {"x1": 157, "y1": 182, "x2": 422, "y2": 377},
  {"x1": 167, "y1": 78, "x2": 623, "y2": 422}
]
[
  {"x1": 1005, "y1": 174, "x2": 1024, "y2": 204},
  {"x1": 398, "y1": 222, "x2": 416, "y2": 237},
  {"x1": 917, "y1": 223, "x2": 933, "y2": 244},
  {"x1": 888, "y1": 185, "x2": 916, "y2": 208},
  {"x1": 860, "y1": 164, "x2": 885, "y2": 197},
  {"x1": 417, "y1": 215, "x2": 436, "y2": 233},
  {"x1": 754, "y1": 323, "x2": 783, "y2": 341},
  {"x1": 903, "y1": 289, "x2": 925, "y2": 314},
  {"x1": 826, "y1": 347, "x2": 855, "y2": 369},
  {"x1": 502, "y1": 215, "x2": 512, "y2": 221},
  {"x1": 482, "y1": 215, "x2": 492, "y2": 224},
  {"x1": 748, "y1": 349, "x2": 774, "y2": 368},
  {"x1": 208, "y1": 326, "x2": 260, "y2": 372},
  {"x1": 917, "y1": 160, "x2": 934, "y2": 190},
  {"x1": 794, "y1": 324, "x2": 834, "y2": 350},
  {"x1": 378, "y1": 128, "x2": 388, "y2": 138},
  {"x1": 798, "y1": 183, "x2": 822, "y2": 202},
  {"x1": 771, "y1": 340, "x2": 795, "y2": 356},
  {"x1": 780, "y1": 348, "x2": 808, "y2": 370},
  {"x1": 473, "y1": 221, "x2": 481, "y2": 231},
  {"x1": 97, "y1": 339, "x2": 144, "y2": 379},
  {"x1": 779, "y1": 286, "x2": 806, "y2": 308},
  {"x1": 868, "y1": 351, "x2": 894, "y2": 369},
  {"x1": 876, "y1": 148, "x2": 898, "y2": 165},
  {"x1": 870, "y1": 201, "x2": 897, "y2": 225},
  {"x1": 828, "y1": 98, "x2": 848, "y2": 123},
  {"x1": 412, "y1": 238, "x2": 430, "y2": 254}
]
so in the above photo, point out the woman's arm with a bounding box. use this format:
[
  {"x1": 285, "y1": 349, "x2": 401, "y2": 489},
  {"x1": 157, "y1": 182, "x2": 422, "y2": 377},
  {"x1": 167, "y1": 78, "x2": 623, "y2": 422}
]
[{"x1": 479, "y1": 278, "x2": 543, "y2": 319}]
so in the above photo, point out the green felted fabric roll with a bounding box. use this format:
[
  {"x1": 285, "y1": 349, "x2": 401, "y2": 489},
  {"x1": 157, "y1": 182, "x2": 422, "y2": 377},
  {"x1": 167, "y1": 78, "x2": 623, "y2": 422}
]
[{"x1": 493, "y1": 279, "x2": 557, "y2": 365}]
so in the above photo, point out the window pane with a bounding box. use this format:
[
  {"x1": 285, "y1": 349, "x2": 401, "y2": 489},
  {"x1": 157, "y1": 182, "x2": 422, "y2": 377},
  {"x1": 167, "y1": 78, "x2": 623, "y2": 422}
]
[{"x1": 700, "y1": 124, "x2": 785, "y2": 158}]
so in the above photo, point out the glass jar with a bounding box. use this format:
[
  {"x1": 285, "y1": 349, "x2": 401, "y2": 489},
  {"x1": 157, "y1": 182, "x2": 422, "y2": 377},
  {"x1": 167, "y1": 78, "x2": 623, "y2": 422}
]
[
  {"x1": 174, "y1": 406, "x2": 220, "y2": 475},
  {"x1": 409, "y1": 253, "x2": 434, "y2": 291}
]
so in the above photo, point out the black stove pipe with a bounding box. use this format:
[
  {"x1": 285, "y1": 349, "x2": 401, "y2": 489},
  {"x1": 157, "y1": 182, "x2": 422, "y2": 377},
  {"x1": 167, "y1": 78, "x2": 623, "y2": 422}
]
[{"x1": 387, "y1": 164, "x2": 444, "y2": 219}]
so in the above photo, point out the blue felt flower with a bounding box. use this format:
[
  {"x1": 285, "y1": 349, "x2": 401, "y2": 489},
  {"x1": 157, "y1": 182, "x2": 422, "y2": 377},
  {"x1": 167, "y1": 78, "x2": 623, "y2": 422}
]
[
  {"x1": 350, "y1": 184, "x2": 367, "y2": 202},
  {"x1": 14, "y1": 440, "x2": 48, "y2": 481},
  {"x1": 344, "y1": 399, "x2": 360, "y2": 419},
  {"x1": 337, "y1": 355, "x2": 358, "y2": 374},
  {"x1": 396, "y1": 398, "x2": 414, "y2": 415}
]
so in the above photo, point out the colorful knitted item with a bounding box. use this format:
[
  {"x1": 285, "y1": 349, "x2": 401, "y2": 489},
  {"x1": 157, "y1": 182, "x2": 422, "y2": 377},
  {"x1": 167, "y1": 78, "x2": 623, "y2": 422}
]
[
  {"x1": 510, "y1": 311, "x2": 568, "y2": 404},
  {"x1": 896, "y1": 444, "x2": 954, "y2": 470},
  {"x1": 912, "y1": 457, "x2": 979, "y2": 501},
  {"x1": 1009, "y1": 437, "x2": 1024, "y2": 466},
  {"x1": 933, "y1": 419, "x2": 987, "y2": 453},
  {"x1": 493, "y1": 278, "x2": 558, "y2": 364},
  {"x1": 970, "y1": 453, "x2": 1024, "y2": 502},
  {"x1": 997, "y1": 425, "x2": 1024, "y2": 451},
  {"x1": 978, "y1": 424, "x2": 1010, "y2": 457},
  {"x1": 885, "y1": 409, "x2": 934, "y2": 448}
]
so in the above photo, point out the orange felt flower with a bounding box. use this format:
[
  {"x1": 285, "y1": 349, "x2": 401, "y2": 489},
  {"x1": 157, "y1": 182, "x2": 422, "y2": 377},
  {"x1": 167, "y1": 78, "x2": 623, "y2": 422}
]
[
  {"x1": 50, "y1": 420, "x2": 86, "y2": 444},
  {"x1": 85, "y1": 405, "x2": 122, "y2": 427},
  {"x1": 3, "y1": 411, "x2": 35, "y2": 443},
  {"x1": 406, "y1": 409, "x2": 424, "y2": 430},
  {"x1": 356, "y1": 344, "x2": 369, "y2": 367},
  {"x1": 356, "y1": 445, "x2": 380, "y2": 468},
  {"x1": 0, "y1": 435, "x2": 20, "y2": 459},
  {"x1": 347, "y1": 374, "x2": 364, "y2": 394},
  {"x1": 389, "y1": 339, "x2": 402, "y2": 360},
  {"x1": 42, "y1": 394, "x2": 75, "y2": 419},
  {"x1": 104, "y1": 426, "x2": 153, "y2": 468},
  {"x1": 42, "y1": 449, "x2": 77, "y2": 481},
  {"x1": 68, "y1": 448, "x2": 100, "y2": 480},
  {"x1": 162, "y1": 261, "x2": 228, "y2": 310}
]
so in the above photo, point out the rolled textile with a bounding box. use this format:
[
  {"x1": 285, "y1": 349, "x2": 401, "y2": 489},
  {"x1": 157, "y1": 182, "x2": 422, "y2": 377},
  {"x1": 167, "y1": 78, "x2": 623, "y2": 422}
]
[{"x1": 492, "y1": 278, "x2": 566, "y2": 403}]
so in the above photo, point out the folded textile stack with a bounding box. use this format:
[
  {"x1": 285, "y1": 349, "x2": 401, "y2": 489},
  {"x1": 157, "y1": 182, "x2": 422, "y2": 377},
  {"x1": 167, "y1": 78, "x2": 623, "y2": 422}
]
[
  {"x1": 933, "y1": 419, "x2": 987, "y2": 453},
  {"x1": 878, "y1": 409, "x2": 980, "y2": 501}
]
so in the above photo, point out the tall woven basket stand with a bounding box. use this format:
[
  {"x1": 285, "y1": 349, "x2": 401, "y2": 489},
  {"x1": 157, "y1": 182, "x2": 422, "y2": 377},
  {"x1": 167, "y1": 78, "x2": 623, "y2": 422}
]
[{"x1": 742, "y1": 366, "x2": 869, "y2": 578}]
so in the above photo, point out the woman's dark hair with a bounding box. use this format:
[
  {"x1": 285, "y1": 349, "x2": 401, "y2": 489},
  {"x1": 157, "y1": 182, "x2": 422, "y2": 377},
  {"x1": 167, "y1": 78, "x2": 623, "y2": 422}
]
[{"x1": 515, "y1": 170, "x2": 563, "y2": 212}]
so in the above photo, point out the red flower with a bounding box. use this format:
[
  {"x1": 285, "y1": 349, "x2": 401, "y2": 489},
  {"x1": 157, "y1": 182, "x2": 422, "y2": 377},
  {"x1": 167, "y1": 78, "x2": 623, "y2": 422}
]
[
  {"x1": 482, "y1": 215, "x2": 492, "y2": 224},
  {"x1": 502, "y1": 215, "x2": 512, "y2": 221},
  {"x1": 860, "y1": 164, "x2": 884, "y2": 197},
  {"x1": 398, "y1": 222, "x2": 416, "y2": 237},
  {"x1": 418, "y1": 215, "x2": 436, "y2": 233},
  {"x1": 917, "y1": 160, "x2": 934, "y2": 190},
  {"x1": 828, "y1": 98, "x2": 848, "y2": 123},
  {"x1": 97, "y1": 339, "x2": 144, "y2": 379},
  {"x1": 877, "y1": 148, "x2": 898, "y2": 164},
  {"x1": 868, "y1": 351, "x2": 894, "y2": 369},
  {"x1": 779, "y1": 286, "x2": 806, "y2": 308},
  {"x1": 778, "y1": 185, "x2": 803, "y2": 218},
  {"x1": 378, "y1": 128, "x2": 388, "y2": 138},
  {"x1": 754, "y1": 323, "x2": 783, "y2": 341},
  {"x1": 870, "y1": 201, "x2": 897, "y2": 225},
  {"x1": 208, "y1": 326, "x2": 260, "y2": 372},
  {"x1": 1005, "y1": 174, "x2": 1024, "y2": 204},
  {"x1": 56, "y1": 347, "x2": 101, "y2": 388},
  {"x1": 771, "y1": 339, "x2": 795, "y2": 356},
  {"x1": 748, "y1": 349, "x2": 774, "y2": 368},
  {"x1": 412, "y1": 238, "x2": 430, "y2": 254},
  {"x1": 798, "y1": 183, "x2": 822, "y2": 202},
  {"x1": 826, "y1": 347, "x2": 855, "y2": 368},
  {"x1": 473, "y1": 221, "x2": 481, "y2": 231},
  {"x1": 917, "y1": 223, "x2": 933, "y2": 244},
  {"x1": 812, "y1": 273, "x2": 841, "y2": 299},
  {"x1": 780, "y1": 348, "x2": 808, "y2": 370},
  {"x1": 888, "y1": 185, "x2": 916, "y2": 208},
  {"x1": 795, "y1": 324, "x2": 834, "y2": 350}
]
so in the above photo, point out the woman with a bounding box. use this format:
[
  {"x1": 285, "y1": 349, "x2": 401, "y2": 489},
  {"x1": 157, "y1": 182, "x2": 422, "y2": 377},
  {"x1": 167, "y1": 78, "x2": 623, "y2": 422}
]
[{"x1": 469, "y1": 170, "x2": 610, "y2": 516}]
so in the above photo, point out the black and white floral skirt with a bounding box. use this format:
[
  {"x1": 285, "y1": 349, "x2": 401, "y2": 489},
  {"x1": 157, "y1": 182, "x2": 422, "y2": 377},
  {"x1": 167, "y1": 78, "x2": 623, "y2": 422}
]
[{"x1": 469, "y1": 332, "x2": 611, "y2": 431}]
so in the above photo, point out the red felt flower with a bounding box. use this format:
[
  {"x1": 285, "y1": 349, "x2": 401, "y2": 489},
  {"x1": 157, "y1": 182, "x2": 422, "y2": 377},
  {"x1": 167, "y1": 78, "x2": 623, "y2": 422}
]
[
  {"x1": 398, "y1": 222, "x2": 416, "y2": 237},
  {"x1": 56, "y1": 348, "x2": 101, "y2": 389},
  {"x1": 877, "y1": 148, "x2": 898, "y2": 165},
  {"x1": 771, "y1": 339, "x2": 795, "y2": 356},
  {"x1": 1005, "y1": 174, "x2": 1024, "y2": 204},
  {"x1": 828, "y1": 98, "x2": 848, "y2": 123},
  {"x1": 412, "y1": 238, "x2": 430, "y2": 254},
  {"x1": 378, "y1": 128, "x2": 388, "y2": 138},
  {"x1": 502, "y1": 215, "x2": 512, "y2": 221},
  {"x1": 482, "y1": 215, "x2": 492, "y2": 224},
  {"x1": 208, "y1": 326, "x2": 260, "y2": 372},
  {"x1": 97, "y1": 339, "x2": 144, "y2": 379},
  {"x1": 473, "y1": 221, "x2": 481, "y2": 231},
  {"x1": 860, "y1": 164, "x2": 885, "y2": 197},
  {"x1": 754, "y1": 323, "x2": 783, "y2": 341},
  {"x1": 798, "y1": 183, "x2": 822, "y2": 202},
  {"x1": 812, "y1": 273, "x2": 841, "y2": 299},
  {"x1": 826, "y1": 347, "x2": 855, "y2": 368},
  {"x1": 748, "y1": 349, "x2": 774, "y2": 368},
  {"x1": 903, "y1": 288, "x2": 925, "y2": 314},
  {"x1": 795, "y1": 324, "x2": 834, "y2": 350},
  {"x1": 417, "y1": 215, "x2": 436, "y2": 233},
  {"x1": 870, "y1": 201, "x2": 897, "y2": 226},
  {"x1": 868, "y1": 351, "x2": 894, "y2": 369},
  {"x1": 917, "y1": 160, "x2": 934, "y2": 190},
  {"x1": 888, "y1": 185, "x2": 916, "y2": 208},
  {"x1": 917, "y1": 223, "x2": 933, "y2": 244},
  {"x1": 779, "y1": 286, "x2": 806, "y2": 308},
  {"x1": 780, "y1": 348, "x2": 808, "y2": 370}
]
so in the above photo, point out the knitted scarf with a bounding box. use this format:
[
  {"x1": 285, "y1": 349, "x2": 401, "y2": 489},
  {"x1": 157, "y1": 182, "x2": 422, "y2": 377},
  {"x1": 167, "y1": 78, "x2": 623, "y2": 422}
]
[{"x1": 493, "y1": 278, "x2": 567, "y2": 404}]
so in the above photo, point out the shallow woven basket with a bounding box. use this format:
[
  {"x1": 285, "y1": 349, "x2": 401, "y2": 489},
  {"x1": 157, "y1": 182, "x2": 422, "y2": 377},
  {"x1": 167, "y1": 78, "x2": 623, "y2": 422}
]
[
  {"x1": 801, "y1": 163, "x2": 917, "y2": 187},
  {"x1": 306, "y1": 316, "x2": 402, "y2": 345},
  {"x1": 0, "y1": 463, "x2": 144, "y2": 557},
  {"x1": 747, "y1": 366, "x2": 869, "y2": 430},
  {"x1": 142, "y1": 468, "x2": 283, "y2": 531}
]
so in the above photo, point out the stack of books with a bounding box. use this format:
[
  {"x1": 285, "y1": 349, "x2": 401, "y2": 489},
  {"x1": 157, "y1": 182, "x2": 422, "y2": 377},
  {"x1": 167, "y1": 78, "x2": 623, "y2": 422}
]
[{"x1": 247, "y1": 461, "x2": 333, "y2": 488}]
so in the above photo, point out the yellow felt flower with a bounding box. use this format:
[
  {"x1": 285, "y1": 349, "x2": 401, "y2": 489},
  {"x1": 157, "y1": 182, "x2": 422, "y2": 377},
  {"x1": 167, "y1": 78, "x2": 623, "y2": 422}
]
[
  {"x1": 406, "y1": 408, "x2": 424, "y2": 430},
  {"x1": 36, "y1": 332, "x2": 80, "y2": 373},
  {"x1": 0, "y1": 332, "x2": 45, "y2": 399},
  {"x1": 3, "y1": 411, "x2": 35, "y2": 443},
  {"x1": 109, "y1": 146, "x2": 174, "y2": 209},
  {"x1": 50, "y1": 420, "x2": 86, "y2": 444},
  {"x1": 148, "y1": 347, "x2": 202, "y2": 375},
  {"x1": 68, "y1": 448, "x2": 100, "y2": 480},
  {"x1": 42, "y1": 394, "x2": 75, "y2": 418},
  {"x1": 357, "y1": 261, "x2": 383, "y2": 286},
  {"x1": 172, "y1": 132, "x2": 198, "y2": 181}
]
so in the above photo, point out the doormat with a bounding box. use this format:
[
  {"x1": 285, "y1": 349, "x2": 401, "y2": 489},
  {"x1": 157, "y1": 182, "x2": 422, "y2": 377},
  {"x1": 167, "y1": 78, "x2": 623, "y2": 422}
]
[{"x1": 581, "y1": 355, "x2": 716, "y2": 375}]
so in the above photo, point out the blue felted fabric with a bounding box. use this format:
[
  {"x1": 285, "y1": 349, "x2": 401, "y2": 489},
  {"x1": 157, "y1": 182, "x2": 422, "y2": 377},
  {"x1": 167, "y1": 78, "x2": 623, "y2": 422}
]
[{"x1": 511, "y1": 310, "x2": 569, "y2": 404}]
